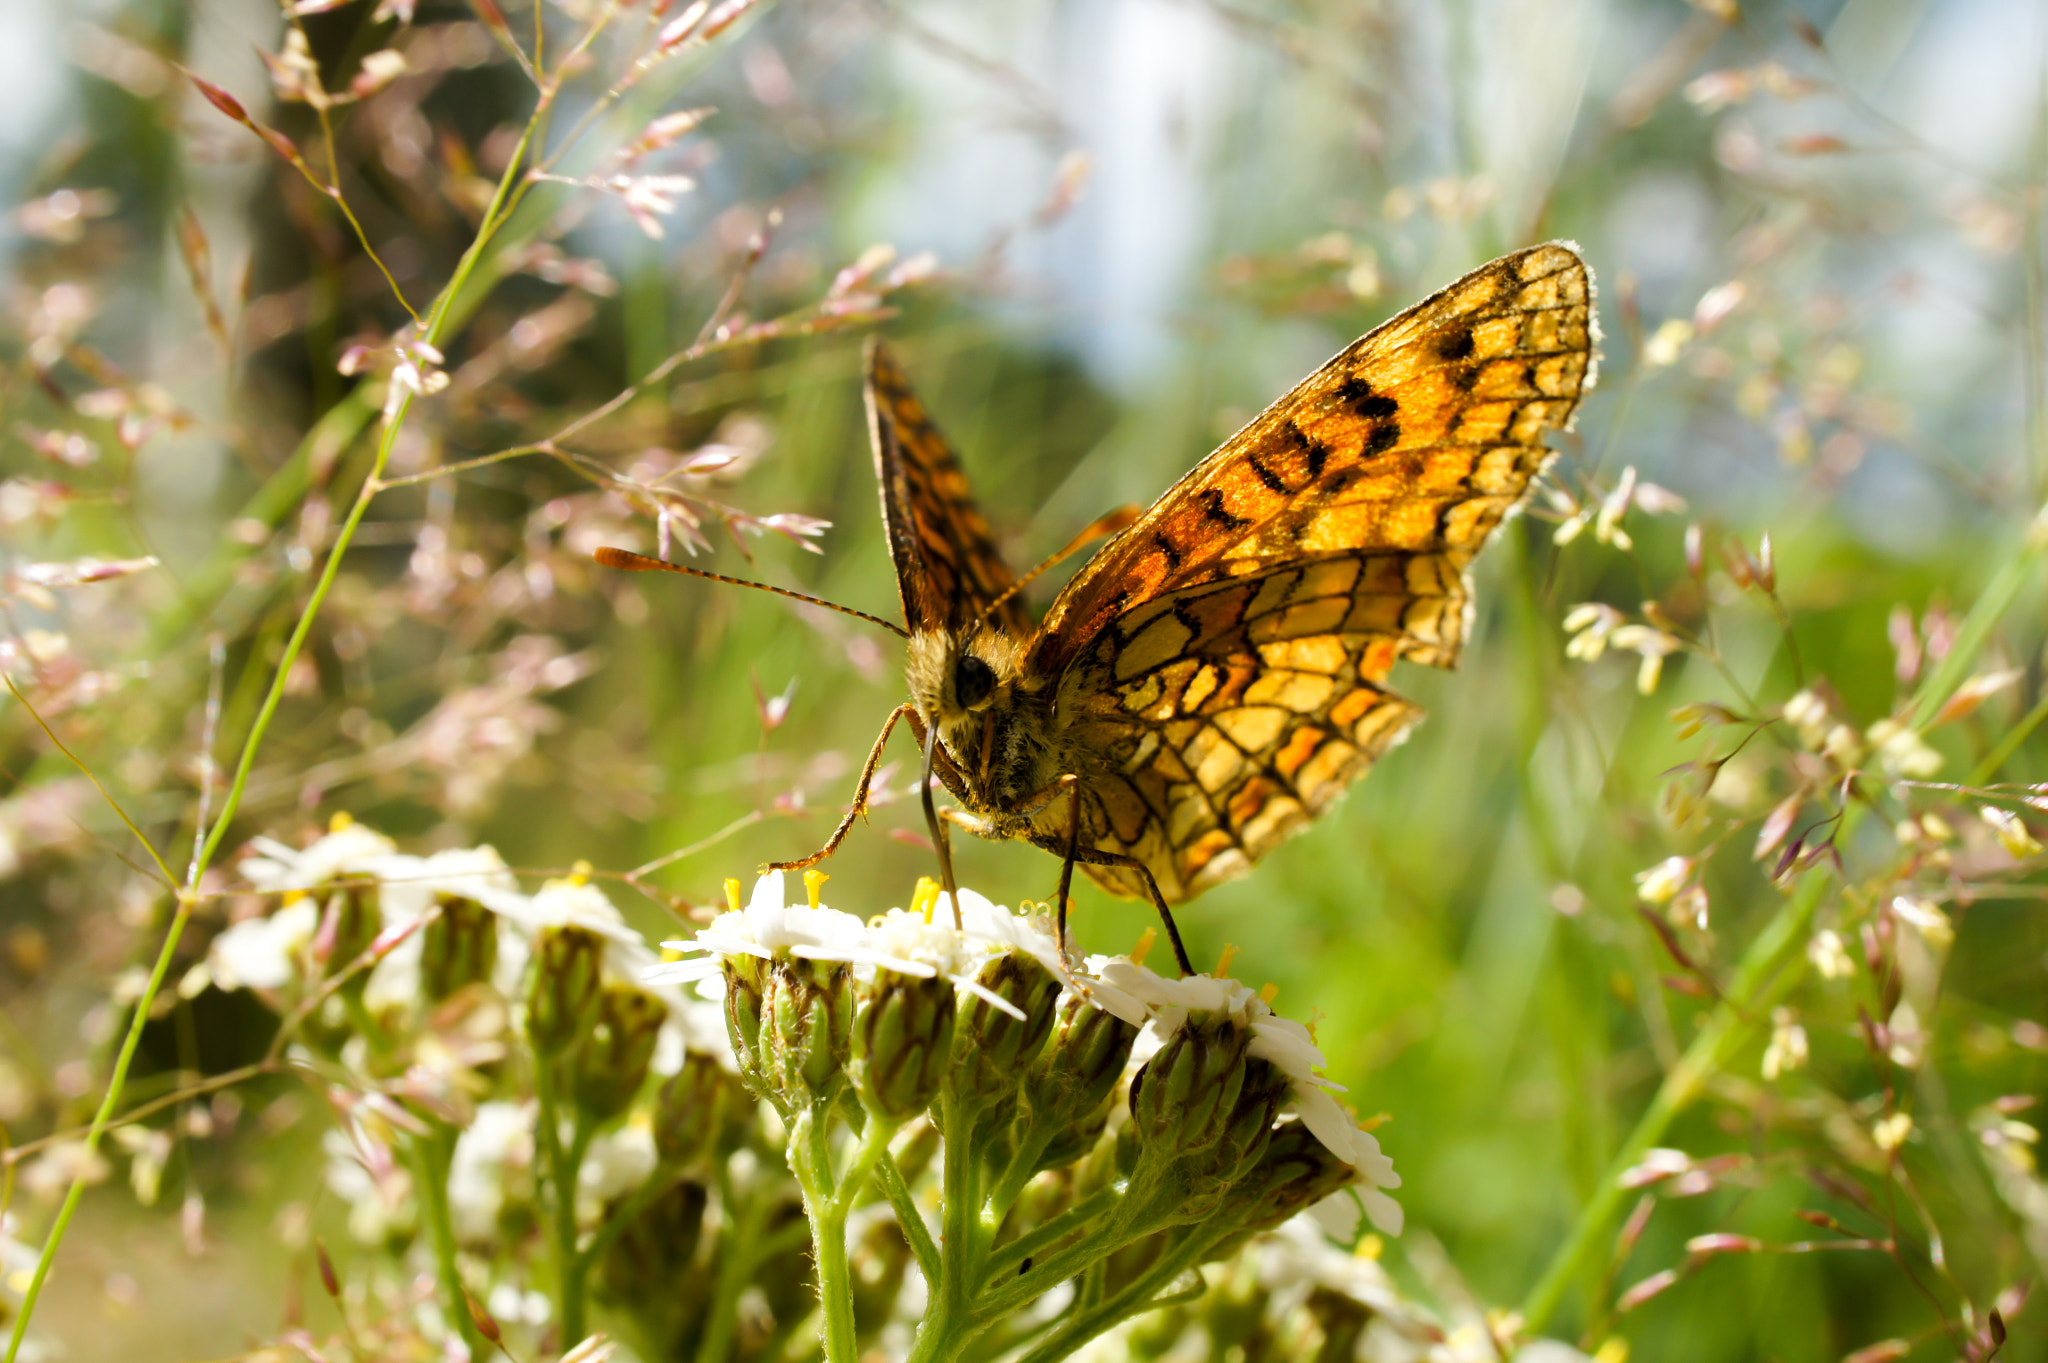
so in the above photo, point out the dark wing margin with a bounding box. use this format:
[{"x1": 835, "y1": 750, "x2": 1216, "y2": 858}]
[{"x1": 866, "y1": 338, "x2": 1031, "y2": 636}]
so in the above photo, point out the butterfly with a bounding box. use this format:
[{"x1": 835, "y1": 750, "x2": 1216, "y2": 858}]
[{"x1": 601, "y1": 242, "x2": 1597, "y2": 973}]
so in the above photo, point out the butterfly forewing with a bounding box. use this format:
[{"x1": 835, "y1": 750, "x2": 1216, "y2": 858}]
[
  {"x1": 867, "y1": 338, "x2": 1032, "y2": 637},
  {"x1": 1029, "y1": 243, "x2": 1595, "y2": 675}
]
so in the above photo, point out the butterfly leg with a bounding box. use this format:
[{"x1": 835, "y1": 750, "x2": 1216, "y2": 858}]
[
  {"x1": 766, "y1": 702, "x2": 918, "y2": 873},
  {"x1": 1059, "y1": 844, "x2": 1198, "y2": 979},
  {"x1": 1001, "y1": 774, "x2": 1198, "y2": 979}
]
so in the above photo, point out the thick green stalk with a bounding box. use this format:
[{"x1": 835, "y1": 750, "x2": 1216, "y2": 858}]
[
  {"x1": 2, "y1": 99, "x2": 554, "y2": 1363},
  {"x1": 906, "y1": 1093, "x2": 981, "y2": 1363},
  {"x1": 789, "y1": 1106, "x2": 858, "y2": 1363},
  {"x1": 1519, "y1": 858, "x2": 1835, "y2": 1332},
  {"x1": 409, "y1": 1124, "x2": 490, "y2": 1358},
  {"x1": 692, "y1": 1161, "x2": 769, "y2": 1363}
]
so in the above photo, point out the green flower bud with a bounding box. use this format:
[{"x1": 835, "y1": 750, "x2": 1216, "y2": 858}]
[
  {"x1": 1019, "y1": 997, "x2": 1139, "y2": 1175},
  {"x1": 421, "y1": 893, "x2": 498, "y2": 999},
  {"x1": 525, "y1": 924, "x2": 605, "y2": 1057},
  {"x1": 1122, "y1": 1014, "x2": 1288, "y2": 1228},
  {"x1": 1209, "y1": 1120, "x2": 1359, "y2": 1248},
  {"x1": 572, "y1": 981, "x2": 668, "y2": 1122},
  {"x1": 316, "y1": 882, "x2": 381, "y2": 996},
  {"x1": 729, "y1": 957, "x2": 851, "y2": 1116},
  {"x1": 721, "y1": 952, "x2": 769, "y2": 1075},
  {"x1": 599, "y1": 1178, "x2": 708, "y2": 1304},
  {"x1": 654, "y1": 1053, "x2": 746, "y2": 1169},
  {"x1": 853, "y1": 969, "x2": 956, "y2": 1124},
  {"x1": 949, "y1": 952, "x2": 1061, "y2": 1110}
]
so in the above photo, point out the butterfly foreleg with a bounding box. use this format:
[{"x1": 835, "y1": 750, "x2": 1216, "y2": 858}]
[{"x1": 766, "y1": 702, "x2": 919, "y2": 874}]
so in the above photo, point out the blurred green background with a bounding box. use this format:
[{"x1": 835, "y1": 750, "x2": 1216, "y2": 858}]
[{"x1": 2, "y1": 0, "x2": 2045, "y2": 1357}]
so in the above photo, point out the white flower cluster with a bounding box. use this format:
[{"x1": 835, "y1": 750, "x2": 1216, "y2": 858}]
[
  {"x1": 204, "y1": 820, "x2": 727, "y2": 1062},
  {"x1": 654, "y1": 871, "x2": 1401, "y2": 1234}
]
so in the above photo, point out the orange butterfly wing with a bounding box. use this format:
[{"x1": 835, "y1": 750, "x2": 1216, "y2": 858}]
[
  {"x1": 867, "y1": 338, "x2": 1033, "y2": 638},
  {"x1": 1031, "y1": 242, "x2": 1598, "y2": 901}
]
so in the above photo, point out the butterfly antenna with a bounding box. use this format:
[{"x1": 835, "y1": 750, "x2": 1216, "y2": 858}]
[
  {"x1": 593, "y1": 547, "x2": 910, "y2": 639},
  {"x1": 977, "y1": 504, "x2": 1143, "y2": 628}
]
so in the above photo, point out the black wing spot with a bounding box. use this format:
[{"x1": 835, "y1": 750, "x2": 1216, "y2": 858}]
[
  {"x1": 1437, "y1": 325, "x2": 1476, "y2": 361},
  {"x1": 1304, "y1": 435, "x2": 1329, "y2": 481},
  {"x1": 1151, "y1": 531, "x2": 1185, "y2": 572},
  {"x1": 1247, "y1": 454, "x2": 1289, "y2": 494},
  {"x1": 1284, "y1": 421, "x2": 1331, "y2": 481},
  {"x1": 1362, "y1": 421, "x2": 1401, "y2": 457},
  {"x1": 1336, "y1": 375, "x2": 1399, "y2": 420},
  {"x1": 1199, "y1": 487, "x2": 1252, "y2": 531}
]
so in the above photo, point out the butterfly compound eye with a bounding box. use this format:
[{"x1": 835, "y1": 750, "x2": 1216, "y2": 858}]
[{"x1": 953, "y1": 654, "x2": 996, "y2": 710}]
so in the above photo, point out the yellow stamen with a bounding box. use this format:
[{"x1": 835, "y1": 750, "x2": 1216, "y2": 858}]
[
  {"x1": 569, "y1": 859, "x2": 592, "y2": 885},
  {"x1": 724, "y1": 878, "x2": 743, "y2": 914},
  {"x1": 1359, "y1": 1110, "x2": 1390, "y2": 1131},
  {"x1": 1594, "y1": 1338, "x2": 1630, "y2": 1363},
  {"x1": 1354, "y1": 1233, "x2": 1383, "y2": 1261},
  {"x1": 803, "y1": 868, "x2": 828, "y2": 911},
  {"x1": 1129, "y1": 926, "x2": 1156, "y2": 967},
  {"x1": 911, "y1": 876, "x2": 941, "y2": 922},
  {"x1": 1214, "y1": 943, "x2": 1239, "y2": 978},
  {"x1": 328, "y1": 811, "x2": 354, "y2": 832},
  {"x1": 1259, "y1": 982, "x2": 1279, "y2": 1004}
]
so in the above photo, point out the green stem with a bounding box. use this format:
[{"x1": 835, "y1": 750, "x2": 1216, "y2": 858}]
[
  {"x1": 1520, "y1": 859, "x2": 1835, "y2": 1332},
  {"x1": 788, "y1": 1106, "x2": 858, "y2": 1363},
  {"x1": 1523, "y1": 492, "x2": 2045, "y2": 1336},
  {"x1": 874, "y1": 1150, "x2": 940, "y2": 1284},
  {"x1": 1, "y1": 899, "x2": 189, "y2": 1363},
  {"x1": 1010, "y1": 1227, "x2": 1219, "y2": 1363},
  {"x1": 533, "y1": 1063, "x2": 591, "y2": 1344},
  {"x1": 973, "y1": 1194, "x2": 1134, "y2": 1324},
  {"x1": 579, "y1": 1163, "x2": 678, "y2": 1271},
  {"x1": 979, "y1": 1185, "x2": 1122, "y2": 1284},
  {"x1": 1906, "y1": 531, "x2": 2045, "y2": 733},
  {"x1": 693, "y1": 1162, "x2": 769, "y2": 1363},
  {"x1": 905, "y1": 1093, "x2": 982, "y2": 1363},
  {"x1": 407, "y1": 1123, "x2": 489, "y2": 1359}
]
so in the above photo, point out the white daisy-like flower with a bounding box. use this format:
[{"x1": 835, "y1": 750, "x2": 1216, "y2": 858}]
[
  {"x1": 1084, "y1": 953, "x2": 1402, "y2": 1229},
  {"x1": 849, "y1": 903, "x2": 1038, "y2": 1020},
  {"x1": 369, "y1": 844, "x2": 520, "y2": 925},
  {"x1": 447, "y1": 1100, "x2": 534, "y2": 1242},
  {"x1": 950, "y1": 889, "x2": 1066, "y2": 980},
  {"x1": 648, "y1": 876, "x2": 1067, "y2": 1022},
  {"x1": 209, "y1": 898, "x2": 321, "y2": 991},
  {"x1": 1251, "y1": 1213, "x2": 1421, "y2": 1329},
  {"x1": 580, "y1": 1120, "x2": 659, "y2": 1208},
  {"x1": 647, "y1": 871, "x2": 868, "y2": 986},
  {"x1": 241, "y1": 823, "x2": 398, "y2": 893},
  {"x1": 1075, "y1": 954, "x2": 1154, "y2": 1027},
  {"x1": 497, "y1": 875, "x2": 656, "y2": 980}
]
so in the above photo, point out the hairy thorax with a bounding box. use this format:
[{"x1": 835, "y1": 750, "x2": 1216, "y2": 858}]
[{"x1": 904, "y1": 626, "x2": 1072, "y2": 840}]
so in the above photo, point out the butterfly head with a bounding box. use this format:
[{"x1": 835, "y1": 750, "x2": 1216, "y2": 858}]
[{"x1": 905, "y1": 626, "x2": 1029, "y2": 776}]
